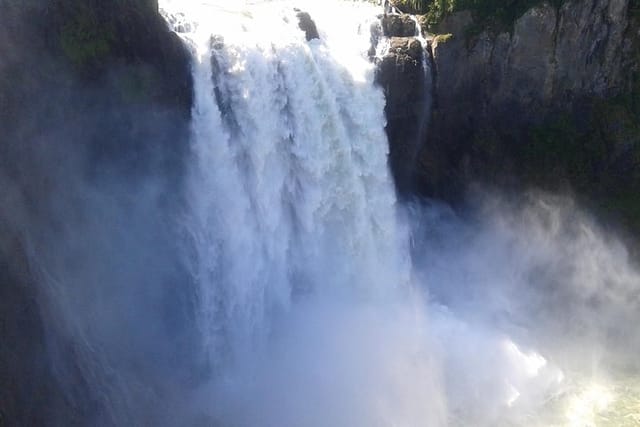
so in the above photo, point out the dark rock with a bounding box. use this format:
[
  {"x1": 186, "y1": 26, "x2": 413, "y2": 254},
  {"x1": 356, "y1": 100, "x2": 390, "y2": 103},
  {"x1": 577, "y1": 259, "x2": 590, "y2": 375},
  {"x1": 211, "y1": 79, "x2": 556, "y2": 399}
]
[
  {"x1": 411, "y1": 0, "x2": 638, "y2": 202},
  {"x1": 0, "y1": 0, "x2": 195, "y2": 424},
  {"x1": 381, "y1": 14, "x2": 418, "y2": 37},
  {"x1": 296, "y1": 11, "x2": 319, "y2": 41},
  {"x1": 376, "y1": 36, "x2": 429, "y2": 194}
]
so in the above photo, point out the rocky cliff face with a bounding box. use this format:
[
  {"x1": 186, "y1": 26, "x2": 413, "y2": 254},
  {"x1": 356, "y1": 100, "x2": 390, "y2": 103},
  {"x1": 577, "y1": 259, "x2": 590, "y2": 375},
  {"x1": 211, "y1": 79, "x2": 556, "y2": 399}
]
[
  {"x1": 408, "y1": 0, "x2": 640, "y2": 230},
  {"x1": 0, "y1": 1, "x2": 194, "y2": 424},
  {"x1": 376, "y1": 14, "x2": 431, "y2": 194}
]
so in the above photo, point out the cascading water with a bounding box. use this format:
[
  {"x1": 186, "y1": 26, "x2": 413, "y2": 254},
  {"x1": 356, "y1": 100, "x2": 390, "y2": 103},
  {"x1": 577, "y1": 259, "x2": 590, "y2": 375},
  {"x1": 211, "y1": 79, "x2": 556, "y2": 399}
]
[
  {"x1": 161, "y1": 2, "x2": 447, "y2": 425},
  {"x1": 164, "y1": 0, "x2": 411, "y2": 358},
  {"x1": 155, "y1": 1, "x2": 640, "y2": 426}
]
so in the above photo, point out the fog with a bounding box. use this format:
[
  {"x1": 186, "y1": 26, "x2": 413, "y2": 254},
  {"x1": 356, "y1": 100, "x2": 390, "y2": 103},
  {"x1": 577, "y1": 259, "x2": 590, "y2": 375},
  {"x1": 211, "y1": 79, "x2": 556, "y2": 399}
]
[
  {"x1": 409, "y1": 192, "x2": 640, "y2": 425},
  {"x1": 175, "y1": 192, "x2": 640, "y2": 427}
]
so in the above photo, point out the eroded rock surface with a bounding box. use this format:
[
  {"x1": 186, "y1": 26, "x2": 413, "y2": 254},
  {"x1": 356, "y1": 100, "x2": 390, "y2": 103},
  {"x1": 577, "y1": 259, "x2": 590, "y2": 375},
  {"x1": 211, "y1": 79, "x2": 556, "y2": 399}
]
[
  {"x1": 376, "y1": 16, "x2": 430, "y2": 193},
  {"x1": 419, "y1": 0, "x2": 639, "y2": 202}
]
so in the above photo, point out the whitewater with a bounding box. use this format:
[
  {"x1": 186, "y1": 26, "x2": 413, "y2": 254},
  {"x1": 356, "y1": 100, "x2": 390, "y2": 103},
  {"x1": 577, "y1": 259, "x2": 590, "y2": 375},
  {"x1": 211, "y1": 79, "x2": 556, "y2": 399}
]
[{"x1": 154, "y1": 1, "x2": 640, "y2": 425}]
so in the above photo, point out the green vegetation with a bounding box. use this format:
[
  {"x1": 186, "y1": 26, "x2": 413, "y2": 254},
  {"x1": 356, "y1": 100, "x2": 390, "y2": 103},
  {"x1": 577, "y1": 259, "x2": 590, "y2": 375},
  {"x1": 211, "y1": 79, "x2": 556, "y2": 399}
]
[
  {"x1": 59, "y1": 5, "x2": 115, "y2": 70},
  {"x1": 57, "y1": 0, "x2": 158, "y2": 72},
  {"x1": 432, "y1": 33, "x2": 453, "y2": 43},
  {"x1": 393, "y1": 0, "x2": 566, "y2": 32}
]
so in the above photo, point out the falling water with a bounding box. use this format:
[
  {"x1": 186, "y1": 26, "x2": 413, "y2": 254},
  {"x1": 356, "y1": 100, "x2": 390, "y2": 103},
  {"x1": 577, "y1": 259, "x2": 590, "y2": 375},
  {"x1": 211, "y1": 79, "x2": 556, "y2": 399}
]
[
  {"x1": 161, "y1": 1, "x2": 447, "y2": 425},
  {"x1": 164, "y1": 0, "x2": 412, "y2": 358}
]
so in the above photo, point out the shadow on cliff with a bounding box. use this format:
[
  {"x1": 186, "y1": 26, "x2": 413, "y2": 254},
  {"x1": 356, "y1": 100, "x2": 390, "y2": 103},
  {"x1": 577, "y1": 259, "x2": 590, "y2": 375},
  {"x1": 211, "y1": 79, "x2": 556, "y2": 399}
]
[{"x1": 0, "y1": 1, "x2": 200, "y2": 425}]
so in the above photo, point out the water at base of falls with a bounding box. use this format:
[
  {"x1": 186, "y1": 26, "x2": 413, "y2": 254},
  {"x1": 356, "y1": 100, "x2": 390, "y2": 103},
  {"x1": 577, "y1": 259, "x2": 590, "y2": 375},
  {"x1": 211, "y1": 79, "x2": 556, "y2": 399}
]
[{"x1": 157, "y1": 1, "x2": 640, "y2": 426}]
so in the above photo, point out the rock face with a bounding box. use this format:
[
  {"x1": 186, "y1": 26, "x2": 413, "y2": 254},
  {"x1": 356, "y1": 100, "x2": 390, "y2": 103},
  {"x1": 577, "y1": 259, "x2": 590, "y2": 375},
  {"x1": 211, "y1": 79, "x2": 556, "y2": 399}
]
[
  {"x1": 417, "y1": 0, "x2": 639, "y2": 204},
  {"x1": 376, "y1": 17, "x2": 430, "y2": 194},
  {"x1": 0, "y1": 0, "x2": 194, "y2": 424},
  {"x1": 296, "y1": 11, "x2": 320, "y2": 41},
  {"x1": 381, "y1": 13, "x2": 418, "y2": 37}
]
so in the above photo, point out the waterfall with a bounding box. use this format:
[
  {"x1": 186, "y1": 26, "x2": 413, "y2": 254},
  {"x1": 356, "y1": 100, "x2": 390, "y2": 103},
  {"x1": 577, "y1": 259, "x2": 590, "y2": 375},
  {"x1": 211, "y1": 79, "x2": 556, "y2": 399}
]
[
  {"x1": 161, "y1": 2, "x2": 448, "y2": 425},
  {"x1": 164, "y1": 0, "x2": 411, "y2": 361}
]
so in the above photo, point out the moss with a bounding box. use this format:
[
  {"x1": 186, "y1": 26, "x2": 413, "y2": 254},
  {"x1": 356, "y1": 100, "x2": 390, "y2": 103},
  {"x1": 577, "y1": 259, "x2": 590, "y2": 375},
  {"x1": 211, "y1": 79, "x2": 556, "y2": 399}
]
[
  {"x1": 396, "y1": 0, "x2": 566, "y2": 34},
  {"x1": 59, "y1": 5, "x2": 116, "y2": 70},
  {"x1": 433, "y1": 33, "x2": 453, "y2": 43}
]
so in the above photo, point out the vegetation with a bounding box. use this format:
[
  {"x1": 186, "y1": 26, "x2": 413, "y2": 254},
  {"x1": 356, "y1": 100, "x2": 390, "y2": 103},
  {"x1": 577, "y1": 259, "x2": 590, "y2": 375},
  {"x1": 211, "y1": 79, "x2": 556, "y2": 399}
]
[
  {"x1": 393, "y1": 0, "x2": 565, "y2": 32},
  {"x1": 59, "y1": 5, "x2": 115, "y2": 69},
  {"x1": 57, "y1": 0, "x2": 158, "y2": 72}
]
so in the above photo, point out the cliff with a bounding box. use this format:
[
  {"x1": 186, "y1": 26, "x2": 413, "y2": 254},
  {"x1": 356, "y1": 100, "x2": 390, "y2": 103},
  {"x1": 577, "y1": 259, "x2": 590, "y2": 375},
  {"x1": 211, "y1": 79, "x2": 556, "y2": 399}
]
[
  {"x1": 376, "y1": 14, "x2": 432, "y2": 194},
  {"x1": 404, "y1": 0, "x2": 640, "y2": 232},
  {"x1": 0, "y1": 0, "x2": 194, "y2": 424}
]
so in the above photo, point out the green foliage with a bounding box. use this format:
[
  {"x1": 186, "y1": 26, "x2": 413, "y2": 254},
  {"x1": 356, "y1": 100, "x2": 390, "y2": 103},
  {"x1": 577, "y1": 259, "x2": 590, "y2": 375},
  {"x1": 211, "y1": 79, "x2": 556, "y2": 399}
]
[
  {"x1": 394, "y1": 0, "x2": 566, "y2": 32},
  {"x1": 432, "y1": 33, "x2": 453, "y2": 43},
  {"x1": 59, "y1": 5, "x2": 115, "y2": 69},
  {"x1": 394, "y1": 0, "x2": 438, "y2": 15},
  {"x1": 457, "y1": 0, "x2": 551, "y2": 33}
]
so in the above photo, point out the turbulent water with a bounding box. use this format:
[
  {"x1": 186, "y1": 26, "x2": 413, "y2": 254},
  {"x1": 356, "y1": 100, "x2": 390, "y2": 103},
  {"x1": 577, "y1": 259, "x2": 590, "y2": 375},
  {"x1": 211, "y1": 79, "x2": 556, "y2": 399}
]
[
  {"x1": 161, "y1": 2, "x2": 441, "y2": 424},
  {"x1": 25, "y1": 0, "x2": 639, "y2": 425}
]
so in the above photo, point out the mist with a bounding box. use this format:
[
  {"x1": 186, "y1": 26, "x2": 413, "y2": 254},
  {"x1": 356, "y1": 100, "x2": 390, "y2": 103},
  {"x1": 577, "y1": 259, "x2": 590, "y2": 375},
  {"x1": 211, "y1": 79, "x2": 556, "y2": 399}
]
[
  {"x1": 169, "y1": 191, "x2": 640, "y2": 427},
  {"x1": 408, "y1": 192, "x2": 640, "y2": 425}
]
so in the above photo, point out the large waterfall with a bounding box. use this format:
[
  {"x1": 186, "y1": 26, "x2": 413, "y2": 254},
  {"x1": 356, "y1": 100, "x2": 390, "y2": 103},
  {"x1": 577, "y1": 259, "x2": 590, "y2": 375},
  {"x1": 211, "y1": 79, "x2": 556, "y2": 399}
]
[
  {"x1": 161, "y1": 1, "x2": 446, "y2": 424},
  {"x1": 169, "y1": 0, "x2": 410, "y2": 355}
]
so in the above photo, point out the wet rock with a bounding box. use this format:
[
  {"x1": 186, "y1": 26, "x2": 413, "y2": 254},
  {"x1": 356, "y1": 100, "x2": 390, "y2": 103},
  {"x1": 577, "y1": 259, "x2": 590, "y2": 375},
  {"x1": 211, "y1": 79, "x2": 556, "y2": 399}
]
[
  {"x1": 381, "y1": 14, "x2": 417, "y2": 37},
  {"x1": 376, "y1": 36, "x2": 428, "y2": 193},
  {"x1": 296, "y1": 11, "x2": 319, "y2": 41}
]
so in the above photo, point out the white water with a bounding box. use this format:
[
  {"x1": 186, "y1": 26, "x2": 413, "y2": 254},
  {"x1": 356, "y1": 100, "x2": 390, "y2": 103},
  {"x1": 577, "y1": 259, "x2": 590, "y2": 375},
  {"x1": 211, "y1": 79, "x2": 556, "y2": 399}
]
[{"x1": 159, "y1": 1, "x2": 640, "y2": 426}]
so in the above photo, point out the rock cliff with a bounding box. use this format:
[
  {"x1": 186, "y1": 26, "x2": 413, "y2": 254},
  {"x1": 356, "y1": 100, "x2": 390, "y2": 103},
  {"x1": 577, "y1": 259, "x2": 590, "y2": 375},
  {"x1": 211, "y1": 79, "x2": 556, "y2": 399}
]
[
  {"x1": 408, "y1": 0, "x2": 640, "y2": 231},
  {"x1": 0, "y1": 0, "x2": 194, "y2": 424},
  {"x1": 376, "y1": 15, "x2": 432, "y2": 193}
]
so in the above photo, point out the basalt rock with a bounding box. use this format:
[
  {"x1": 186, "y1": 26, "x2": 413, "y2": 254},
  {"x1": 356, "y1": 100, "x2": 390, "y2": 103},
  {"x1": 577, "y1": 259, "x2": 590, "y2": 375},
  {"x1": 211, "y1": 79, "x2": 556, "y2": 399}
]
[
  {"x1": 376, "y1": 34, "x2": 430, "y2": 194},
  {"x1": 381, "y1": 13, "x2": 418, "y2": 37},
  {"x1": 413, "y1": 0, "x2": 640, "y2": 217},
  {"x1": 296, "y1": 11, "x2": 320, "y2": 41},
  {"x1": 0, "y1": 0, "x2": 194, "y2": 424}
]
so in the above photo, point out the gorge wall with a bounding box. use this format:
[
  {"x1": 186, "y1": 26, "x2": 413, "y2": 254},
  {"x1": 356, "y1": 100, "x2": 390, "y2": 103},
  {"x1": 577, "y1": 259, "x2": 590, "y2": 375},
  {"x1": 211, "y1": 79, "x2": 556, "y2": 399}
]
[
  {"x1": 407, "y1": 0, "x2": 640, "y2": 231},
  {"x1": 375, "y1": 13, "x2": 431, "y2": 193},
  {"x1": 0, "y1": 0, "x2": 193, "y2": 424}
]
